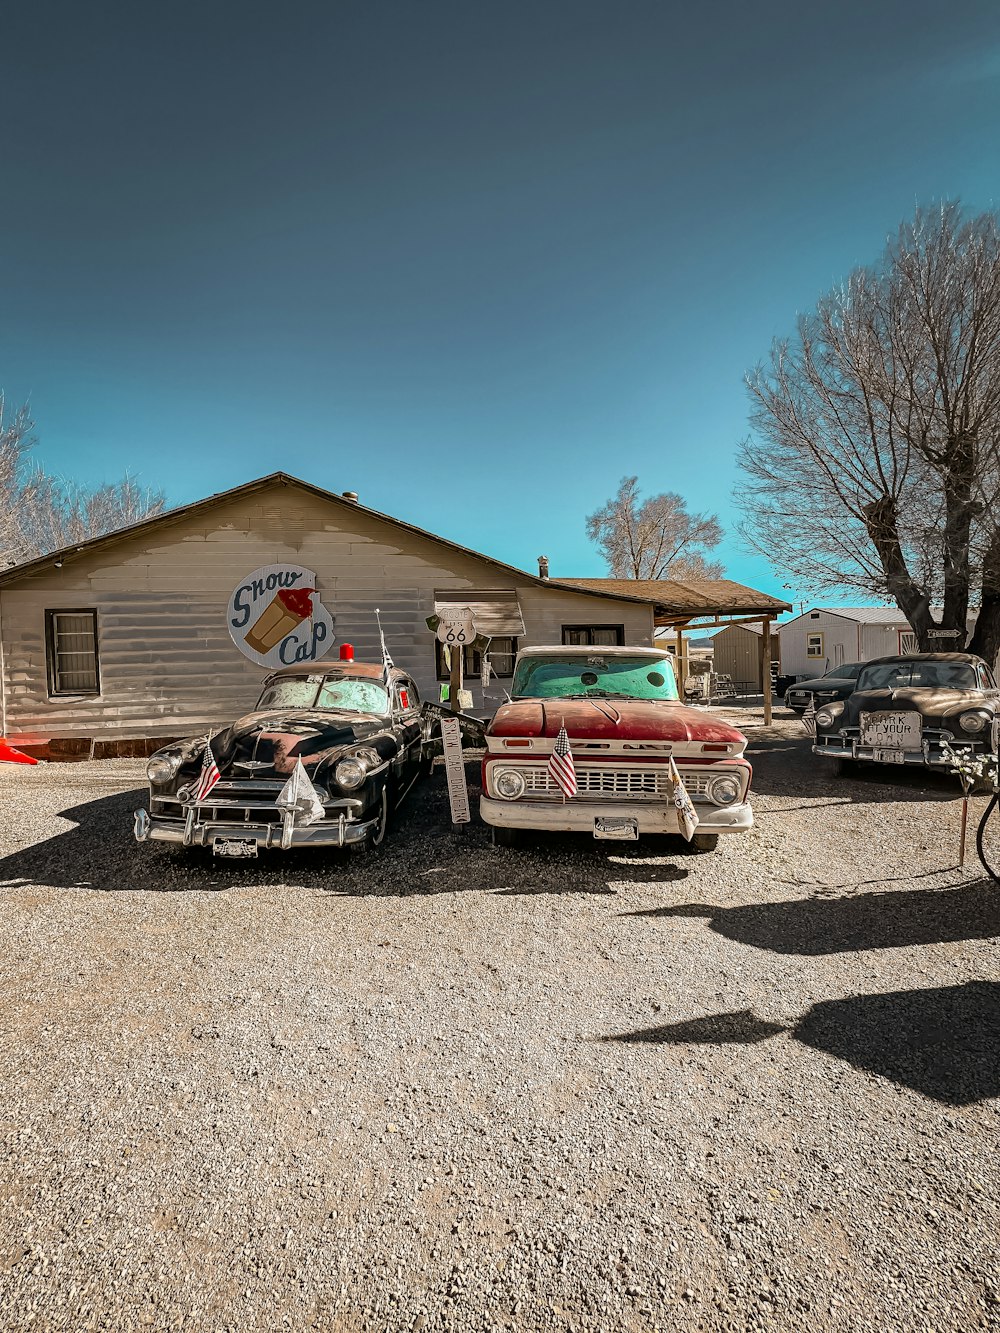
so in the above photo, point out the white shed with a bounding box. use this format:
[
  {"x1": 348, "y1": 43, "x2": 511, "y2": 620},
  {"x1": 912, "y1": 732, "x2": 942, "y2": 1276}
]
[{"x1": 780, "y1": 607, "x2": 976, "y2": 679}]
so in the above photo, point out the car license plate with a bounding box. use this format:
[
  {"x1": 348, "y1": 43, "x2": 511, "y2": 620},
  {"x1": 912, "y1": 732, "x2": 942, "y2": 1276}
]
[
  {"x1": 871, "y1": 748, "x2": 907, "y2": 764},
  {"x1": 859, "y1": 711, "x2": 922, "y2": 751},
  {"x1": 213, "y1": 837, "x2": 258, "y2": 859},
  {"x1": 594, "y1": 817, "x2": 639, "y2": 840}
]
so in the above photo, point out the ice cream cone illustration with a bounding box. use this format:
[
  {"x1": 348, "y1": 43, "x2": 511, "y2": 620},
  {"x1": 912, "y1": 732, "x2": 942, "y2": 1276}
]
[{"x1": 244, "y1": 587, "x2": 315, "y2": 654}]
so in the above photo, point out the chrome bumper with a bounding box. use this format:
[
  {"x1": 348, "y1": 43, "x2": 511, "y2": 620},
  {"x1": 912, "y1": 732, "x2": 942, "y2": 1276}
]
[
  {"x1": 480, "y1": 796, "x2": 753, "y2": 835},
  {"x1": 812, "y1": 740, "x2": 957, "y2": 767},
  {"x1": 133, "y1": 805, "x2": 378, "y2": 850}
]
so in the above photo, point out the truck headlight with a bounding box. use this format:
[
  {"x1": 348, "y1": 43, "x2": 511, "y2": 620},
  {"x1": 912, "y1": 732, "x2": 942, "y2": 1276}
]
[
  {"x1": 494, "y1": 769, "x2": 526, "y2": 800},
  {"x1": 147, "y1": 753, "x2": 181, "y2": 784},
  {"x1": 706, "y1": 774, "x2": 741, "y2": 806},
  {"x1": 335, "y1": 757, "x2": 367, "y2": 790},
  {"x1": 959, "y1": 712, "x2": 988, "y2": 733}
]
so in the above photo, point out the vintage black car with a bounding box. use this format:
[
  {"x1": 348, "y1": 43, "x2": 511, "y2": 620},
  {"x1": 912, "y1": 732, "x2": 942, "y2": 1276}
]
[
  {"x1": 133, "y1": 657, "x2": 437, "y2": 856},
  {"x1": 784, "y1": 662, "x2": 865, "y2": 714},
  {"x1": 812, "y1": 653, "x2": 999, "y2": 773}
]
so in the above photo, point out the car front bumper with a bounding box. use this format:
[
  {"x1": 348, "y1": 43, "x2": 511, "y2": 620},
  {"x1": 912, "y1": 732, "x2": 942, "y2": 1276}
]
[
  {"x1": 812, "y1": 737, "x2": 971, "y2": 768},
  {"x1": 133, "y1": 805, "x2": 379, "y2": 850},
  {"x1": 480, "y1": 796, "x2": 753, "y2": 835}
]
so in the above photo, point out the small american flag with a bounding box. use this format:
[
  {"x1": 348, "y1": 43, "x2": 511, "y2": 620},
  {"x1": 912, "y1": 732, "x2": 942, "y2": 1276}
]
[
  {"x1": 547, "y1": 724, "x2": 577, "y2": 799},
  {"x1": 194, "y1": 734, "x2": 221, "y2": 803},
  {"x1": 801, "y1": 694, "x2": 817, "y2": 738}
]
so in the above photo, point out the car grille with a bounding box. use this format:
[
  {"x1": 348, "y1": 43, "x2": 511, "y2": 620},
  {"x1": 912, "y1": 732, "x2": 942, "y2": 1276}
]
[
  {"x1": 150, "y1": 779, "x2": 334, "y2": 826},
  {"x1": 513, "y1": 764, "x2": 717, "y2": 801}
]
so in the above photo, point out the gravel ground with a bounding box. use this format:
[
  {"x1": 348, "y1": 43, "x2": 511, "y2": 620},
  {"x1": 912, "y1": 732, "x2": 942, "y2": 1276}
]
[{"x1": 0, "y1": 708, "x2": 998, "y2": 1333}]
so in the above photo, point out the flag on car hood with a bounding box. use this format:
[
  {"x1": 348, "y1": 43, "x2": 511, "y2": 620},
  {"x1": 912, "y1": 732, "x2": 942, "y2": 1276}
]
[{"x1": 276, "y1": 758, "x2": 325, "y2": 825}]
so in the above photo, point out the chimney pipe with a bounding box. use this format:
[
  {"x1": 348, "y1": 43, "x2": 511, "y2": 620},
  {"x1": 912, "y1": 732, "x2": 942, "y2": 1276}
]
[
  {"x1": 342, "y1": 491, "x2": 359, "y2": 503},
  {"x1": 538, "y1": 555, "x2": 549, "y2": 580}
]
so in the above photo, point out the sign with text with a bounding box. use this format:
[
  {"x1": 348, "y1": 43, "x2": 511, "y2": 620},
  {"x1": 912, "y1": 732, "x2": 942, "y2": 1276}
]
[
  {"x1": 440, "y1": 714, "x2": 471, "y2": 825},
  {"x1": 927, "y1": 628, "x2": 962, "y2": 639},
  {"x1": 227, "y1": 564, "x2": 336, "y2": 669},
  {"x1": 435, "y1": 606, "x2": 475, "y2": 646}
]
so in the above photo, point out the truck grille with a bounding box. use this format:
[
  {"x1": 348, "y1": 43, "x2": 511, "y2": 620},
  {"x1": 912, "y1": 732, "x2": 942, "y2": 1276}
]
[{"x1": 515, "y1": 764, "x2": 715, "y2": 801}]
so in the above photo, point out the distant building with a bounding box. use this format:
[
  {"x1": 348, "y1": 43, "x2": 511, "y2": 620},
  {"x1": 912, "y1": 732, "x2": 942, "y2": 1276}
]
[
  {"x1": 779, "y1": 607, "x2": 977, "y2": 679},
  {"x1": 711, "y1": 620, "x2": 779, "y2": 691}
]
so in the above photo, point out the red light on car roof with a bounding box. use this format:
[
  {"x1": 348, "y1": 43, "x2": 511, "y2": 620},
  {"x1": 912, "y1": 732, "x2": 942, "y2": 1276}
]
[
  {"x1": 702, "y1": 743, "x2": 729, "y2": 752},
  {"x1": 340, "y1": 643, "x2": 354, "y2": 661}
]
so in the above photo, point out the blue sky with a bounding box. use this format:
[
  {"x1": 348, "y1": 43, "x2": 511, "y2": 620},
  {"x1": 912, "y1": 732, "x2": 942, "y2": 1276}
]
[{"x1": 2, "y1": 1, "x2": 999, "y2": 604}]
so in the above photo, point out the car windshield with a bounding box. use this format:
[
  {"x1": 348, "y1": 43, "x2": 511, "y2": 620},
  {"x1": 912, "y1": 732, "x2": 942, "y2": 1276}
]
[
  {"x1": 826, "y1": 662, "x2": 863, "y2": 679},
  {"x1": 256, "y1": 675, "x2": 390, "y2": 714},
  {"x1": 857, "y1": 661, "x2": 977, "y2": 691},
  {"x1": 511, "y1": 654, "x2": 680, "y2": 701}
]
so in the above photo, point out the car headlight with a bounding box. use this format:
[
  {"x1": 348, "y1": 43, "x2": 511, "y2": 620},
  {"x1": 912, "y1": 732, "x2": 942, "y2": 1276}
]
[
  {"x1": 815, "y1": 708, "x2": 837, "y2": 728},
  {"x1": 147, "y1": 753, "x2": 181, "y2": 784},
  {"x1": 335, "y1": 757, "x2": 367, "y2": 790},
  {"x1": 706, "y1": 774, "x2": 741, "y2": 806},
  {"x1": 494, "y1": 768, "x2": 526, "y2": 800},
  {"x1": 959, "y1": 712, "x2": 988, "y2": 733}
]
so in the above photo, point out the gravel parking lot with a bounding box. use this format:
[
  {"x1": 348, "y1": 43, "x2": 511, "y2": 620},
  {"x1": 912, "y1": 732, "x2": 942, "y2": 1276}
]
[{"x1": 1, "y1": 709, "x2": 998, "y2": 1332}]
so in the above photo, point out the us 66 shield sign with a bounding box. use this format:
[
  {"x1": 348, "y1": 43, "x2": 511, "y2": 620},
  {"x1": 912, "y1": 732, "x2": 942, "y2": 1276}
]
[{"x1": 435, "y1": 607, "x2": 475, "y2": 646}]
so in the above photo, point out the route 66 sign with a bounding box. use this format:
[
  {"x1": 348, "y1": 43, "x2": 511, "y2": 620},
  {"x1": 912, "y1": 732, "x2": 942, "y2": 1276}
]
[{"x1": 435, "y1": 606, "x2": 475, "y2": 646}]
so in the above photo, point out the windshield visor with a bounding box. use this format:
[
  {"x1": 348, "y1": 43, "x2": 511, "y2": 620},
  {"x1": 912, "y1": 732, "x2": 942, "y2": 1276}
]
[{"x1": 511, "y1": 655, "x2": 680, "y2": 701}]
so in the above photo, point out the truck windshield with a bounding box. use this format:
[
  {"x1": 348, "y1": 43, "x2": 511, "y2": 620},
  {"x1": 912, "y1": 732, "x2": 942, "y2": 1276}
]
[{"x1": 511, "y1": 655, "x2": 680, "y2": 701}]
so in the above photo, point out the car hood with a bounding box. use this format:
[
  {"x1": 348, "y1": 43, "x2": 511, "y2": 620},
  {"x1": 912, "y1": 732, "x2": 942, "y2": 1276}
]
[
  {"x1": 788, "y1": 675, "x2": 856, "y2": 692},
  {"x1": 841, "y1": 687, "x2": 990, "y2": 727},
  {"x1": 488, "y1": 697, "x2": 745, "y2": 746},
  {"x1": 212, "y1": 708, "x2": 388, "y2": 778}
]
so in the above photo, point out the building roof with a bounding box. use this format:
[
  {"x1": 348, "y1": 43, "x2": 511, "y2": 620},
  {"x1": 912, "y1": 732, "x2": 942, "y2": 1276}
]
[
  {"x1": 559, "y1": 578, "x2": 790, "y2": 619},
  {"x1": 785, "y1": 606, "x2": 973, "y2": 627},
  {"x1": 0, "y1": 472, "x2": 638, "y2": 606}
]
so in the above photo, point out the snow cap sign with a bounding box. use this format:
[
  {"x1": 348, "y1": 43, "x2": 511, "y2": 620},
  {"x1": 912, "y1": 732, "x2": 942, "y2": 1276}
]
[{"x1": 228, "y1": 564, "x2": 336, "y2": 668}]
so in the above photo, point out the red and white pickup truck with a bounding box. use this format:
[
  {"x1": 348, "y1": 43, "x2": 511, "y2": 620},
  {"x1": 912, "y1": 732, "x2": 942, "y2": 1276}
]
[{"x1": 480, "y1": 644, "x2": 753, "y2": 851}]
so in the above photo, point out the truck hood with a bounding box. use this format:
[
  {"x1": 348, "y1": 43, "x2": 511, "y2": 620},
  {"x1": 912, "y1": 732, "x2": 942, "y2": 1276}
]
[{"x1": 488, "y1": 697, "x2": 745, "y2": 746}]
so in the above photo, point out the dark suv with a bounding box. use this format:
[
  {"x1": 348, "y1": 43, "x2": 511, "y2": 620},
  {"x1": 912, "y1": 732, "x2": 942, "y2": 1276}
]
[{"x1": 784, "y1": 662, "x2": 865, "y2": 714}]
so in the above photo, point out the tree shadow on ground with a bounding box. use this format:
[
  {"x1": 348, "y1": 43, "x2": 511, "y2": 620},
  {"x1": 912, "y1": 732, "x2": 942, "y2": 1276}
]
[
  {"x1": 603, "y1": 983, "x2": 1000, "y2": 1106},
  {"x1": 745, "y1": 732, "x2": 962, "y2": 804},
  {"x1": 624, "y1": 879, "x2": 1000, "y2": 953},
  {"x1": 0, "y1": 769, "x2": 693, "y2": 898}
]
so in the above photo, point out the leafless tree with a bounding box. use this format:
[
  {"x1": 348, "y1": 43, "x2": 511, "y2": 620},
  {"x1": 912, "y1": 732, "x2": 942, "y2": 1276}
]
[
  {"x1": 586, "y1": 476, "x2": 725, "y2": 580},
  {"x1": 0, "y1": 395, "x2": 165, "y2": 566},
  {"x1": 738, "y1": 203, "x2": 1000, "y2": 661}
]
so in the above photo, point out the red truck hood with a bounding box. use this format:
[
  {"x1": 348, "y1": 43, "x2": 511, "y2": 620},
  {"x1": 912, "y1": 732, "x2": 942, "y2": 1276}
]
[{"x1": 488, "y1": 697, "x2": 745, "y2": 745}]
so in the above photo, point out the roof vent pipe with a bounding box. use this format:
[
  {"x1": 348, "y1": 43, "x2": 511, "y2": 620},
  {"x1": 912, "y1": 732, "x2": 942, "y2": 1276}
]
[
  {"x1": 538, "y1": 555, "x2": 549, "y2": 580},
  {"x1": 342, "y1": 491, "x2": 359, "y2": 503}
]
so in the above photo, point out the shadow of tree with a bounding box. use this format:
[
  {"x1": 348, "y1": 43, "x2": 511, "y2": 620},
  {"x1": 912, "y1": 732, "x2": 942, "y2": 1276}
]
[
  {"x1": 0, "y1": 768, "x2": 693, "y2": 898},
  {"x1": 604, "y1": 983, "x2": 1000, "y2": 1106},
  {"x1": 624, "y1": 879, "x2": 1000, "y2": 954}
]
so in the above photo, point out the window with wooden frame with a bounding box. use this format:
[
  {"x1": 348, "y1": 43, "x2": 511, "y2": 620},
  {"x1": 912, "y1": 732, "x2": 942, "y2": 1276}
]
[
  {"x1": 435, "y1": 636, "x2": 518, "y2": 680},
  {"x1": 561, "y1": 625, "x2": 625, "y2": 647},
  {"x1": 46, "y1": 610, "x2": 100, "y2": 696},
  {"x1": 806, "y1": 631, "x2": 824, "y2": 659}
]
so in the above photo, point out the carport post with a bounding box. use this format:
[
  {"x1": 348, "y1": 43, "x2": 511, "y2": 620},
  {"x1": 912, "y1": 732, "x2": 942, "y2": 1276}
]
[{"x1": 760, "y1": 617, "x2": 773, "y2": 725}]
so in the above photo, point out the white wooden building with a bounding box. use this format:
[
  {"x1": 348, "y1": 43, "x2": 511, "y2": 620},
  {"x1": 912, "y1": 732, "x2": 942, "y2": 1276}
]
[
  {"x1": 779, "y1": 607, "x2": 977, "y2": 679},
  {"x1": 0, "y1": 473, "x2": 661, "y2": 756}
]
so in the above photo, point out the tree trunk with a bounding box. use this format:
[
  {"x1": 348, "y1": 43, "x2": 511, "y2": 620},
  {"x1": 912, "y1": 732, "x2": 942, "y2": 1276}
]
[
  {"x1": 969, "y1": 531, "x2": 1000, "y2": 667},
  {"x1": 940, "y1": 435, "x2": 975, "y2": 648},
  {"x1": 861, "y1": 497, "x2": 935, "y2": 648}
]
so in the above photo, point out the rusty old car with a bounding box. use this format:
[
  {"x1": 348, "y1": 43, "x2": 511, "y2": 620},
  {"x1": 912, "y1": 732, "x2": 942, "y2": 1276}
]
[
  {"x1": 133, "y1": 647, "x2": 435, "y2": 856},
  {"x1": 812, "y1": 652, "x2": 999, "y2": 774},
  {"x1": 480, "y1": 644, "x2": 753, "y2": 852}
]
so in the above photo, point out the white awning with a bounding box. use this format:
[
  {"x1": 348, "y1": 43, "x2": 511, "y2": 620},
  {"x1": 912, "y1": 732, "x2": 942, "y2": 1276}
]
[{"x1": 433, "y1": 589, "x2": 525, "y2": 637}]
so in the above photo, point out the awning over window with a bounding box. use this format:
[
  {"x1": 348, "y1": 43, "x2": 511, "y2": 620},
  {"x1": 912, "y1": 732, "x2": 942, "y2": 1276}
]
[{"x1": 433, "y1": 589, "x2": 525, "y2": 637}]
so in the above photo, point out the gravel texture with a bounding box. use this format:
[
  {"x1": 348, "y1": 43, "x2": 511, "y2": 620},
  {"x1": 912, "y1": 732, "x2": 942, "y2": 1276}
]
[{"x1": 0, "y1": 708, "x2": 998, "y2": 1332}]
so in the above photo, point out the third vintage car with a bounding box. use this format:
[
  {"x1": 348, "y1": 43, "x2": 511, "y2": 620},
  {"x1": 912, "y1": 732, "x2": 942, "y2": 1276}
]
[
  {"x1": 811, "y1": 652, "x2": 999, "y2": 773},
  {"x1": 134, "y1": 646, "x2": 435, "y2": 856},
  {"x1": 480, "y1": 643, "x2": 753, "y2": 852}
]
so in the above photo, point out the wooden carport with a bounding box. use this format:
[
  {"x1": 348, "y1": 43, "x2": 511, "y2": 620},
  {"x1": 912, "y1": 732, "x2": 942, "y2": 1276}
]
[{"x1": 562, "y1": 579, "x2": 792, "y2": 724}]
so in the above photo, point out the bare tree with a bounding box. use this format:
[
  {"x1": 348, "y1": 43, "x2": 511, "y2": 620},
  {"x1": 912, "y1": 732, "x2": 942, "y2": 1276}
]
[
  {"x1": 738, "y1": 203, "x2": 1000, "y2": 661},
  {"x1": 0, "y1": 395, "x2": 165, "y2": 566},
  {"x1": 587, "y1": 476, "x2": 725, "y2": 580}
]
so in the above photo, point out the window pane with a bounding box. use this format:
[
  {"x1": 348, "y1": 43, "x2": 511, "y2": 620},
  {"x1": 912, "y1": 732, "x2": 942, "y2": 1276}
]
[
  {"x1": 49, "y1": 610, "x2": 99, "y2": 695},
  {"x1": 591, "y1": 628, "x2": 621, "y2": 646}
]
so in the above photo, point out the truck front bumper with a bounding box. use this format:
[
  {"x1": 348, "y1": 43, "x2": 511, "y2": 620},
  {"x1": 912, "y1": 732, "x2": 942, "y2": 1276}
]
[{"x1": 479, "y1": 797, "x2": 753, "y2": 835}]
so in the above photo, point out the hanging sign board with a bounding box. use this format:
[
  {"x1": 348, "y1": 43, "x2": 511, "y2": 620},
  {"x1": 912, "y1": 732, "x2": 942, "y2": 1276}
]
[
  {"x1": 927, "y1": 629, "x2": 962, "y2": 639},
  {"x1": 440, "y1": 714, "x2": 471, "y2": 825},
  {"x1": 227, "y1": 564, "x2": 336, "y2": 669},
  {"x1": 435, "y1": 607, "x2": 475, "y2": 646}
]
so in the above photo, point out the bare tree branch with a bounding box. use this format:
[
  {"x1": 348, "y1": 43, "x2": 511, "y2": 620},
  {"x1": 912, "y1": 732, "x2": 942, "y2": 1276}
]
[{"x1": 586, "y1": 477, "x2": 725, "y2": 581}]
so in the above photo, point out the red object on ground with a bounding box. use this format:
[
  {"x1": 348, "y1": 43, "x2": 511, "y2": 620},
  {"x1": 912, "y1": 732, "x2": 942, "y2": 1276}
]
[
  {"x1": 0, "y1": 740, "x2": 39, "y2": 765},
  {"x1": 339, "y1": 643, "x2": 354, "y2": 661}
]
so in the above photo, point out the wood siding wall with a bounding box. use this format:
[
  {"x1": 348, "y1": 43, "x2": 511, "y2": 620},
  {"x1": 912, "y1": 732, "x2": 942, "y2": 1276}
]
[{"x1": 0, "y1": 484, "x2": 653, "y2": 743}]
